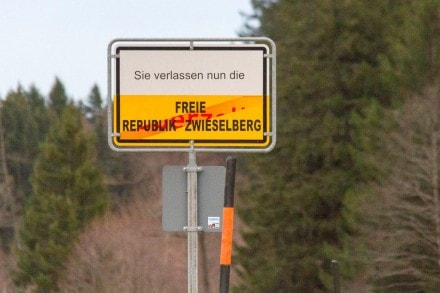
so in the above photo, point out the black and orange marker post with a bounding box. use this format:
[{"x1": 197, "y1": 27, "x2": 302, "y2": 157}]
[{"x1": 220, "y1": 156, "x2": 236, "y2": 293}]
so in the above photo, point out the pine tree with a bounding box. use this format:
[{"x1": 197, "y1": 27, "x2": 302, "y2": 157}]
[
  {"x1": 84, "y1": 85, "x2": 107, "y2": 162},
  {"x1": 31, "y1": 103, "x2": 108, "y2": 226},
  {"x1": 1, "y1": 86, "x2": 49, "y2": 199},
  {"x1": 235, "y1": 0, "x2": 404, "y2": 291},
  {"x1": 14, "y1": 103, "x2": 108, "y2": 291},
  {"x1": 370, "y1": 0, "x2": 440, "y2": 291},
  {"x1": 48, "y1": 77, "x2": 68, "y2": 119},
  {"x1": 82, "y1": 85, "x2": 140, "y2": 201},
  {"x1": 13, "y1": 193, "x2": 77, "y2": 292},
  {"x1": 85, "y1": 84, "x2": 103, "y2": 120}
]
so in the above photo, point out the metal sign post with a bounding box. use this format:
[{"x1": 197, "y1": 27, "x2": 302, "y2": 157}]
[
  {"x1": 183, "y1": 141, "x2": 202, "y2": 293},
  {"x1": 107, "y1": 38, "x2": 276, "y2": 293}
]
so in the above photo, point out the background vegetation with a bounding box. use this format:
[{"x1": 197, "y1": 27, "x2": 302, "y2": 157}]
[
  {"x1": 0, "y1": 0, "x2": 438, "y2": 292},
  {"x1": 236, "y1": 0, "x2": 440, "y2": 292}
]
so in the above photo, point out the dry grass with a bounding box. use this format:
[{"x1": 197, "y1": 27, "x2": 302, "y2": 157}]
[
  {"x1": 59, "y1": 153, "x2": 229, "y2": 293},
  {"x1": 0, "y1": 248, "x2": 13, "y2": 292}
]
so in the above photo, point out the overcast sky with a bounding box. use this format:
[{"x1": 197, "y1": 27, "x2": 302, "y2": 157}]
[{"x1": 0, "y1": 0, "x2": 253, "y2": 102}]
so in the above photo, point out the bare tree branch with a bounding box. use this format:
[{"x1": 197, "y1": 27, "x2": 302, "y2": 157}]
[{"x1": 372, "y1": 84, "x2": 440, "y2": 290}]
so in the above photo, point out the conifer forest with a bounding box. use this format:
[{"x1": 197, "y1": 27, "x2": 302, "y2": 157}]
[{"x1": 1, "y1": 0, "x2": 440, "y2": 292}]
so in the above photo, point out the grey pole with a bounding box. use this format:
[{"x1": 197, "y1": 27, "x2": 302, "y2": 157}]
[
  {"x1": 332, "y1": 260, "x2": 341, "y2": 293},
  {"x1": 184, "y1": 141, "x2": 201, "y2": 293}
]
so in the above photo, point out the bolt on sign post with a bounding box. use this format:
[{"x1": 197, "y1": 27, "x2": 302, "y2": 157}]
[
  {"x1": 107, "y1": 38, "x2": 276, "y2": 153},
  {"x1": 107, "y1": 38, "x2": 276, "y2": 293}
]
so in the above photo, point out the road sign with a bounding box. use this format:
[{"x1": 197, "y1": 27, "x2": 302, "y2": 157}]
[
  {"x1": 107, "y1": 38, "x2": 276, "y2": 152},
  {"x1": 162, "y1": 165, "x2": 225, "y2": 232}
]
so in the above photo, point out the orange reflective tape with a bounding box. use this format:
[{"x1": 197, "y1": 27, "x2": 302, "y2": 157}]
[{"x1": 220, "y1": 207, "x2": 235, "y2": 265}]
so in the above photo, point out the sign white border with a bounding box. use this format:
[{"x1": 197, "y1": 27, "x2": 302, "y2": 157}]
[{"x1": 107, "y1": 38, "x2": 276, "y2": 152}]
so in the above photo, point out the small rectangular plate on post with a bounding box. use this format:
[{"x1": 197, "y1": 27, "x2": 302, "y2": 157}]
[{"x1": 162, "y1": 165, "x2": 225, "y2": 232}]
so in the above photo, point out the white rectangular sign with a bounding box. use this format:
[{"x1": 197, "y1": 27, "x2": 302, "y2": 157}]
[
  {"x1": 108, "y1": 38, "x2": 276, "y2": 152},
  {"x1": 119, "y1": 50, "x2": 263, "y2": 95}
]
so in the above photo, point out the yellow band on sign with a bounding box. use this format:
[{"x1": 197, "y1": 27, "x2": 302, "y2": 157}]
[
  {"x1": 108, "y1": 40, "x2": 276, "y2": 151},
  {"x1": 113, "y1": 95, "x2": 270, "y2": 148}
]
